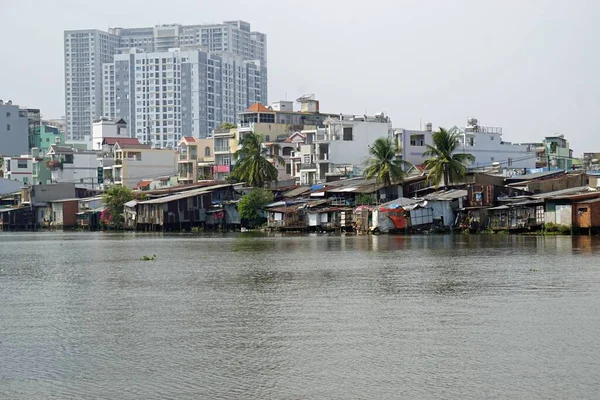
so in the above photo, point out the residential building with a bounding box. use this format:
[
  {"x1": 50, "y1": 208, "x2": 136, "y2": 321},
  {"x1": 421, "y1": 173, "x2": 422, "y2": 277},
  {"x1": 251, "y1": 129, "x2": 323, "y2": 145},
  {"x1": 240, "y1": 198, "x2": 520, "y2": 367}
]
[
  {"x1": 238, "y1": 96, "x2": 332, "y2": 138},
  {"x1": 44, "y1": 118, "x2": 66, "y2": 136},
  {"x1": 234, "y1": 96, "x2": 337, "y2": 182},
  {"x1": 31, "y1": 148, "x2": 52, "y2": 186},
  {"x1": 178, "y1": 137, "x2": 214, "y2": 185},
  {"x1": 91, "y1": 117, "x2": 128, "y2": 150},
  {"x1": 265, "y1": 131, "x2": 307, "y2": 183},
  {"x1": 65, "y1": 21, "x2": 267, "y2": 142},
  {"x1": 64, "y1": 29, "x2": 121, "y2": 141},
  {"x1": 0, "y1": 101, "x2": 28, "y2": 156},
  {"x1": 103, "y1": 47, "x2": 266, "y2": 147},
  {"x1": 396, "y1": 118, "x2": 536, "y2": 170},
  {"x1": 111, "y1": 142, "x2": 177, "y2": 188},
  {"x1": 26, "y1": 109, "x2": 41, "y2": 151},
  {"x1": 46, "y1": 145, "x2": 99, "y2": 189},
  {"x1": 39, "y1": 125, "x2": 65, "y2": 152},
  {"x1": 544, "y1": 134, "x2": 573, "y2": 170},
  {"x1": 293, "y1": 113, "x2": 393, "y2": 185},
  {"x1": 2, "y1": 155, "x2": 33, "y2": 184},
  {"x1": 212, "y1": 127, "x2": 239, "y2": 181},
  {"x1": 583, "y1": 153, "x2": 600, "y2": 171}
]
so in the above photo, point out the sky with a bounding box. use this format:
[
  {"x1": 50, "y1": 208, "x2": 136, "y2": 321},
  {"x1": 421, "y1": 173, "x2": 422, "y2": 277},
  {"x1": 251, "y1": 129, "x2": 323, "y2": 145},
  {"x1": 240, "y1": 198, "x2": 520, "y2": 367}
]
[{"x1": 1, "y1": 0, "x2": 599, "y2": 155}]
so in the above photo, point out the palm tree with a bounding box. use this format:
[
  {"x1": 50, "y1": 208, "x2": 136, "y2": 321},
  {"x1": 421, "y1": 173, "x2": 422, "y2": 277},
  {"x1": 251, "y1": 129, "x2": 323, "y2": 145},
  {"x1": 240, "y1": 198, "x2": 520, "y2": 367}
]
[
  {"x1": 422, "y1": 127, "x2": 475, "y2": 187},
  {"x1": 363, "y1": 137, "x2": 413, "y2": 189},
  {"x1": 230, "y1": 132, "x2": 285, "y2": 187}
]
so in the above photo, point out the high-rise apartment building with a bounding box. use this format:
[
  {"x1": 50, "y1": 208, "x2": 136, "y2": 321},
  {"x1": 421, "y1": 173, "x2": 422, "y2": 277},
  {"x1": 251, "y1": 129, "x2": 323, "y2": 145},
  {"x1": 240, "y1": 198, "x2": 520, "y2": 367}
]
[
  {"x1": 64, "y1": 30, "x2": 121, "y2": 141},
  {"x1": 65, "y1": 21, "x2": 267, "y2": 143},
  {"x1": 102, "y1": 48, "x2": 266, "y2": 148}
]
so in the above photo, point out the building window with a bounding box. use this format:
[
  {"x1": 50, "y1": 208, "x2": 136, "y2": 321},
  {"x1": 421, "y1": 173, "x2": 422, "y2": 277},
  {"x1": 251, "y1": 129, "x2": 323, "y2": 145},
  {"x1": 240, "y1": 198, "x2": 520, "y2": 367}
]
[
  {"x1": 6, "y1": 124, "x2": 10, "y2": 131},
  {"x1": 6, "y1": 112, "x2": 10, "y2": 117},
  {"x1": 286, "y1": 164, "x2": 291, "y2": 175},
  {"x1": 343, "y1": 127, "x2": 353, "y2": 141},
  {"x1": 205, "y1": 146, "x2": 211, "y2": 157},
  {"x1": 508, "y1": 157, "x2": 513, "y2": 167},
  {"x1": 17, "y1": 160, "x2": 28, "y2": 169}
]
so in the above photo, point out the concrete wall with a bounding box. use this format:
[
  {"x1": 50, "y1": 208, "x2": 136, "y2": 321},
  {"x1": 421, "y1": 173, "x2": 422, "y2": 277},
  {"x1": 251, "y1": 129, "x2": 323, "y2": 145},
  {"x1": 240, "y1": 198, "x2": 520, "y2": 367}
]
[
  {"x1": 120, "y1": 149, "x2": 177, "y2": 188},
  {"x1": 51, "y1": 152, "x2": 98, "y2": 187},
  {"x1": 31, "y1": 183, "x2": 77, "y2": 203},
  {"x1": 397, "y1": 127, "x2": 535, "y2": 169},
  {"x1": 326, "y1": 119, "x2": 390, "y2": 167},
  {"x1": 92, "y1": 120, "x2": 128, "y2": 150},
  {"x1": 3, "y1": 156, "x2": 32, "y2": 183},
  {"x1": 0, "y1": 104, "x2": 28, "y2": 156}
]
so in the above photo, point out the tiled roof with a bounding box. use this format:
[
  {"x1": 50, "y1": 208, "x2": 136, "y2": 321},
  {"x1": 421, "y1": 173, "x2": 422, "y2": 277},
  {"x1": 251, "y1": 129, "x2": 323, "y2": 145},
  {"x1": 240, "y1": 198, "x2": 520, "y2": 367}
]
[
  {"x1": 245, "y1": 102, "x2": 272, "y2": 113},
  {"x1": 182, "y1": 136, "x2": 197, "y2": 142},
  {"x1": 136, "y1": 180, "x2": 152, "y2": 189},
  {"x1": 116, "y1": 143, "x2": 151, "y2": 150},
  {"x1": 102, "y1": 137, "x2": 141, "y2": 146}
]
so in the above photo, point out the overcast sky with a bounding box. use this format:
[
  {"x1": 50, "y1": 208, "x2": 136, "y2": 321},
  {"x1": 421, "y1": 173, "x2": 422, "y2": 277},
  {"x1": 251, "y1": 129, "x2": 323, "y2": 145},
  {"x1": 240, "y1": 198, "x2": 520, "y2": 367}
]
[{"x1": 2, "y1": 0, "x2": 599, "y2": 154}]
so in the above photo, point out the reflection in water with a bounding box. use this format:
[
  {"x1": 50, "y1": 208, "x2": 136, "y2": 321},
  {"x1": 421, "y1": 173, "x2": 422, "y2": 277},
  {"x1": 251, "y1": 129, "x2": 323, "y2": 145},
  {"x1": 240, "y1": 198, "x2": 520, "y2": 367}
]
[{"x1": 0, "y1": 232, "x2": 600, "y2": 399}]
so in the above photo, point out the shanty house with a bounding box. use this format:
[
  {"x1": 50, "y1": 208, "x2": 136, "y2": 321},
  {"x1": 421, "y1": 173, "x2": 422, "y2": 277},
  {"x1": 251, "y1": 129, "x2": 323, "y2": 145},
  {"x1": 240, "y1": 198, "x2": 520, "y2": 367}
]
[{"x1": 573, "y1": 198, "x2": 600, "y2": 235}]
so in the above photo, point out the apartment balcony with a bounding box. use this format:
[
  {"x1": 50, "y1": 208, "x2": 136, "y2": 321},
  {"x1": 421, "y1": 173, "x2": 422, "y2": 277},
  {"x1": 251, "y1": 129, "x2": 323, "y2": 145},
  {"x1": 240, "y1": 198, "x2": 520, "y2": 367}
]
[
  {"x1": 238, "y1": 122, "x2": 254, "y2": 132},
  {"x1": 317, "y1": 154, "x2": 330, "y2": 163},
  {"x1": 300, "y1": 163, "x2": 316, "y2": 170},
  {"x1": 315, "y1": 133, "x2": 328, "y2": 142},
  {"x1": 214, "y1": 146, "x2": 231, "y2": 154}
]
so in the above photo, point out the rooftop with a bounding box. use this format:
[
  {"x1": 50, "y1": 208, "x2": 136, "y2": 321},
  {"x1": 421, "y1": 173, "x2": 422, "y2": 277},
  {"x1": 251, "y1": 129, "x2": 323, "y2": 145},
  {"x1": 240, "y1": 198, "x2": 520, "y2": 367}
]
[{"x1": 102, "y1": 137, "x2": 141, "y2": 146}]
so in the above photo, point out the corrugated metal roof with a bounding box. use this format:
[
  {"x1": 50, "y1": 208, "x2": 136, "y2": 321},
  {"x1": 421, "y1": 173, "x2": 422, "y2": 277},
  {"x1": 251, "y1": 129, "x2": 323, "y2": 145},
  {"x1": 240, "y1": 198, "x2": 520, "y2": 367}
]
[
  {"x1": 577, "y1": 198, "x2": 600, "y2": 204},
  {"x1": 533, "y1": 186, "x2": 591, "y2": 199},
  {"x1": 138, "y1": 184, "x2": 234, "y2": 205},
  {"x1": 506, "y1": 170, "x2": 564, "y2": 182},
  {"x1": 283, "y1": 186, "x2": 311, "y2": 198},
  {"x1": 139, "y1": 188, "x2": 213, "y2": 204},
  {"x1": 423, "y1": 189, "x2": 468, "y2": 201}
]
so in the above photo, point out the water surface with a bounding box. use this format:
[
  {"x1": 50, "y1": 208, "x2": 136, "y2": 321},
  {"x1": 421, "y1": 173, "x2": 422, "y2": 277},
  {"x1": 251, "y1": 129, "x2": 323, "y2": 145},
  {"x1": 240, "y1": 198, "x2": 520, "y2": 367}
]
[{"x1": 1, "y1": 233, "x2": 599, "y2": 399}]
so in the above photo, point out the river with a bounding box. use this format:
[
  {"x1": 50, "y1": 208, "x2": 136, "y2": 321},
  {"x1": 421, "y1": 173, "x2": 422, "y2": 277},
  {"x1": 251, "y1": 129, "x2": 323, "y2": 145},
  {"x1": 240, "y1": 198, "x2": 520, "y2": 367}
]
[{"x1": 1, "y1": 232, "x2": 599, "y2": 399}]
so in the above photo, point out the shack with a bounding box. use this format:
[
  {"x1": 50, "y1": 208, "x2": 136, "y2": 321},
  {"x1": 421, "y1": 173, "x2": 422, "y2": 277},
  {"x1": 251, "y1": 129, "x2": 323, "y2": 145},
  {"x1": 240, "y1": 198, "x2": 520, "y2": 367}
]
[
  {"x1": 422, "y1": 189, "x2": 467, "y2": 227},
  {"x1": 266, "y1": 202, "x2": 309, "y2": 231},
  {"x1": 135, "y1": 187, "x2": 213, "y2": 231},
  {"x1": 45, "y1": 199, "x2": 79, "y2": 228},
  {"x1": 488, "y1": 199, "x2": 544, "y2": 231},
  {"x1": 573, "y1": 198, "x2": 600, "y2": 235},
  {"x1": 0, "y1": 207, "x2": 37, "y2": 231}
]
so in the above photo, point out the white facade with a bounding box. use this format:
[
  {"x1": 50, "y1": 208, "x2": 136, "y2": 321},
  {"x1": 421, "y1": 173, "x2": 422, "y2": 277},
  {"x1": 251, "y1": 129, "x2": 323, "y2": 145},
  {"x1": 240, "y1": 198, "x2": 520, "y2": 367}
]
[
  {"x1": 64, "y1": 30, "x2": 121, "y2": 141},
  {"x1": 295, "y1": 114, "x2": 392, "y2": 185},
  {"x1": 397, "y1": 119, "x2": 536, "y2": 170},
  {"x1": 65, "y1": 21, "x2": 267, "y2": 142},
  {"x1": 92, "y1": 117, "x2": 128, "y2": 150},
  {"x1": 103, "y1": 48, "x2": 266, "y2": 148},
  {"x1": 112, "y1": 143, "x2": 177, "y2": 188},
  {"x1": 46, "y1": 146, "x2": 99, "y2": 189},
  {"x1": 2, "y1": 155, "x2": 33, "y2": 184}
]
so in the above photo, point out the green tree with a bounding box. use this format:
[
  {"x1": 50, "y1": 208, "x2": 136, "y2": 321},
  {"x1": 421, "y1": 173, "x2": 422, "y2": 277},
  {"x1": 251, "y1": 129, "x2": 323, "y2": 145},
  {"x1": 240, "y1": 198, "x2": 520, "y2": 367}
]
[
  {"x1": 230, "y1": 132, "x2": 284, "y2": 187},
  {"x1": 238, "y1": 188, "x2": 274, "y2": 228},
  {"x1": 422, "y1": 127, "x2": 475, "y2": 187},
  {"x1": 363, "y1": 137, "x2": 413, "y2": 187},
  {"x1": 218, "y1": 122, "x2": 237, "y2": 130},
  {"x1": 102, "y1": 186, "x2": 135, "y2": 229}
]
